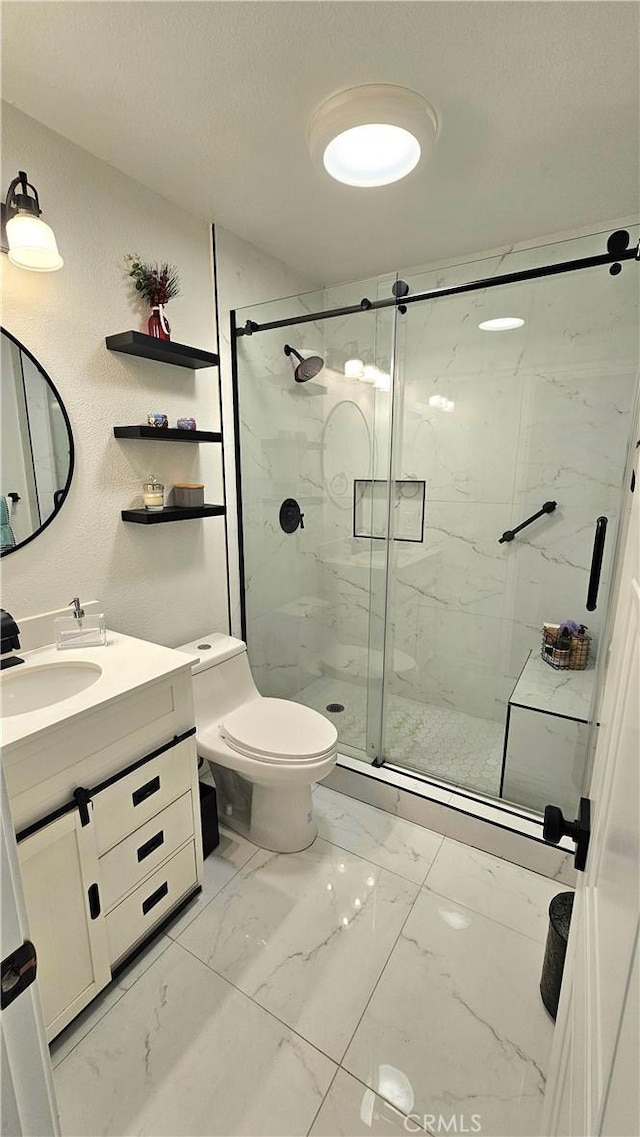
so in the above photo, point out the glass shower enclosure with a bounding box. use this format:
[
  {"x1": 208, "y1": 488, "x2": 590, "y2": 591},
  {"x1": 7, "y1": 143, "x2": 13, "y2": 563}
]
[{"x1": 233, "y1": 227, "x2": 639, "y2": 817}]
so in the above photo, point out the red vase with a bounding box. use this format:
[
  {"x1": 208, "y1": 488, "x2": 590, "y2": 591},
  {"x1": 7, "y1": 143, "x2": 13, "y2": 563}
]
[{"x1": 148, "y1": 304, "x2": 171, "y2": 340}]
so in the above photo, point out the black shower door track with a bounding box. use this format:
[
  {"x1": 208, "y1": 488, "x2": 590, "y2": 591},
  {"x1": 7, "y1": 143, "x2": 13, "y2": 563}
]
[{"x1": 234, "y1": 230, "x2": 638, "y2": 337}]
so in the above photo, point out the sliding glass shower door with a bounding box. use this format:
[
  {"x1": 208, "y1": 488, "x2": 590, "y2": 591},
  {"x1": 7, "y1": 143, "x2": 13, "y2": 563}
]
[
  {"x1": 234, "y1": 226, "x2": 638, "y2": 814},
  {"x1": 235, "y1": 277, "x2": 397, "y2": 761},
  {"x1": 381, "y1": 232, "x2": 639, "y2": 811}
]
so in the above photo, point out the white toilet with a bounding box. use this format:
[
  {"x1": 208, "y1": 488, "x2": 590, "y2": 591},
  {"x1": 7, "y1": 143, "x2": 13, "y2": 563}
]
[{"x1": 177, "y1": 633, "x2": 338, "y2": 852}]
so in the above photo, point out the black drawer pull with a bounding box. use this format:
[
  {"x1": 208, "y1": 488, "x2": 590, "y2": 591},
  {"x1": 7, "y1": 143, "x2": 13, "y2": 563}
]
[
  {"x1": 88, "y1": 883, "x2": 101, "y2": 920},
  {"x1": 132, "y1": 776, "x2": 161, "y2": 808},
  {"x1": 142, "y1": 881, "x2": 168, "y2": 916},
  {"x1": 137, "y1": 830, "x2": 165, "y2": 862}
]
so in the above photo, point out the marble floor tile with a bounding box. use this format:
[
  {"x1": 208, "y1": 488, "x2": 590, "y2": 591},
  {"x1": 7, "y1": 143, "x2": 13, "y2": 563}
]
[
  {"x1": 343, "y1": 888, "x2": 553, "y2": 1137},
  {"x1": 165, "y1": 825, "x2": 259, "y2": 939},
  {"x1": 309, "y1": 1069, "x2": 427, "y2": 1135},
  {"x1": 178, "y1": 838, "x2": 418, "y2": 1061},
  {"x1": 424, "y1": 838, "x2": 566, "y2": 942},
  {"x1": 53, "y1": 941, "x2": 335, "y2": 1137},
  {"x1": 49, "y1": 934, "x2": 172, "y2": 1068},
  {"x1": 314, "y1": 786, "x2": 444, "y2": 884}
]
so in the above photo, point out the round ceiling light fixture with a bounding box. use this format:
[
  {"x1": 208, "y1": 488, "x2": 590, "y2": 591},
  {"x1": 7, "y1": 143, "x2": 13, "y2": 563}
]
[
  {"x1": 308, "y1": 85, "x2": 438, "y2": 188},
  {"x1": 478, "y1": 317, "x2": 525, "y2": 331}
]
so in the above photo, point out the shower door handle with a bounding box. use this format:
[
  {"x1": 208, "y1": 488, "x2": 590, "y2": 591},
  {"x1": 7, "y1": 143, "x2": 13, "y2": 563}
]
[
  {"x1": 586, "y1": 516, "x2": 607, "y2": 611},
  {"x1": 543, "y1": 798, "x2": 591, "y2": 871}
]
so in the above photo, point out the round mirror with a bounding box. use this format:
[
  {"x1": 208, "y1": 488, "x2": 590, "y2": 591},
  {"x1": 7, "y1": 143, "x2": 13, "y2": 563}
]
[{"x1": 1, "y1": 328, "x2": 74, "y2": 556}]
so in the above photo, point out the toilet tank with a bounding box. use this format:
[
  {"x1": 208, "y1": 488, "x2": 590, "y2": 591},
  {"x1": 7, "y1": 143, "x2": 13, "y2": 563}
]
[{"x1": 176, "y1": 633, "x2": 259, "y2": 724}]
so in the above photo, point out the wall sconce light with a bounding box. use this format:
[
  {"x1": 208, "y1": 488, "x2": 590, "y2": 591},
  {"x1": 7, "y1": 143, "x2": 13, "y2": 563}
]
[{"x1": 1, "y1": 170, "x2": 63, "y2": 271}]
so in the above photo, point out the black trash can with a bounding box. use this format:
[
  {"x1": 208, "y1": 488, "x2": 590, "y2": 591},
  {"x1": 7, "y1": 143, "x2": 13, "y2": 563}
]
[
  {"x1": 540, "y1": 891, "x2": 574, "y2": 1020},
  {"x1": 199, "y1": 781, "x2": 220, "y2": 859}
]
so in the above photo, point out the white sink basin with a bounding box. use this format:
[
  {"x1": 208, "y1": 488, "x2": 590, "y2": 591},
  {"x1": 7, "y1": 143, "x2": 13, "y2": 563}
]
[{"x1": 0, "y1": 661, "x2": 103, "y2": 717}]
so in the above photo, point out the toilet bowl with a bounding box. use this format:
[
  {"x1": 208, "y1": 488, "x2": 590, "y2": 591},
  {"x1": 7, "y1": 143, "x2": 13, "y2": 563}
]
[{"x1": 177, "y1": 633, "x2": 338, "y2": 852}]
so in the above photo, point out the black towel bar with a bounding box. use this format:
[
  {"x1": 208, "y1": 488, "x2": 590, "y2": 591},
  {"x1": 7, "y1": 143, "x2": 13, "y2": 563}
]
[{"x1": 499, "y1": 501, "x2": 557, "y2": 544}]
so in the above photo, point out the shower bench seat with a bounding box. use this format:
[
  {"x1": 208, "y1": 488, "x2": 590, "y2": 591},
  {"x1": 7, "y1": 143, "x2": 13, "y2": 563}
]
[{"x1": 501, "y1": 651, "x2": 596, "y2": 817}]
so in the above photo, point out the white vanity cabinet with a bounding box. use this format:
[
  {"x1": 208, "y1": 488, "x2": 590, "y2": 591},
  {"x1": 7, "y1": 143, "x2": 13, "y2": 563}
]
[
  {"x1": 4, "y1": 633, "x2": 204, "y2": 1043},
  {"x1": 17, "y1": 806, "x2": 111, "y2": 1041},
  {"x1": 17, "y1": 731, "x2": 201, "y2": 1041}
]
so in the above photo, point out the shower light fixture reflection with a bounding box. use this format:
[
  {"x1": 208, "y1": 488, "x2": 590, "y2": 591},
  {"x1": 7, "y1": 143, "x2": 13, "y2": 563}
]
[
  {"x1": 374, "y1": 370, "x2": 391, "y2": 391},
  {"x1": 438, "y1": 907, "x2": 473, "y2": 930},
  {"x1": 344, "y1": 358, "x2": 364, "y2": 379},
  {"x1": 478, "y1": 317, "x2": 524, "y2": 331},
  {"x1": 429, "y1": 394, "x2": 454, "y2": 412}
]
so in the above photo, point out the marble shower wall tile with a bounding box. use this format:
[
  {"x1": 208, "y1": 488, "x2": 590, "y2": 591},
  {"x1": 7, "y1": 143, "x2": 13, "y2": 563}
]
[
  {"x1": 502, "y1": 706, "x2": 589, "y2": 816},
  {"x1": 400, "y1": 370, "x2": 523, "y2": 505},
  {"x1": 391, "y1": 607, "x2": 504, "y2": 719}
]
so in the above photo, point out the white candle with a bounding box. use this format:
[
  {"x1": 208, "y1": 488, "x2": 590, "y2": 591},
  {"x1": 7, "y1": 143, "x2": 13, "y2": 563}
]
[{"x1": 143, "y1": 476, "x2": 164, "y2": 511}]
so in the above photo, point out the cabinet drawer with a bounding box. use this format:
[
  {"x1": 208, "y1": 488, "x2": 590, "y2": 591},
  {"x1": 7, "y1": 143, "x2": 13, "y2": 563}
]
[
  {"x1": 99, "y1": 792, "x2": 195, "y2": 912},
  {"x1": 105, "y1": 841, "x2": 197, "y2": 965},
  {"x1": 93, "y1": 737, "x2": 195, "y2": 855}
]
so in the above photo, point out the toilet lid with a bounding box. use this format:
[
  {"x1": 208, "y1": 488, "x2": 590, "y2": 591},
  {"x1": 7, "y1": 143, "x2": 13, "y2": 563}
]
[{"x1": 220, "y1": 698, "x2": 338, "y2": 762}]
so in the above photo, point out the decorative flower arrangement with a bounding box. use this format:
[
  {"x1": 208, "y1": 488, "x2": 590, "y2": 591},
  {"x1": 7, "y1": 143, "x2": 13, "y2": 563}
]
[{"x1": 125, "y1": 253, "x2": 181, "y2": 341}]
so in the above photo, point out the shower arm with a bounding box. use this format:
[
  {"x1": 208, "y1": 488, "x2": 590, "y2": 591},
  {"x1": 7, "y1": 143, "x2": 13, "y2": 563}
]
[{"x1": 498, "y1": 501, "x2": 557, "y2": 544}]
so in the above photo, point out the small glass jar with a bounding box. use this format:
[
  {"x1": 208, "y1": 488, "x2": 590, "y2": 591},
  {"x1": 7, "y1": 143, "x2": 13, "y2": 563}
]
[{"x1": 143, "y1": 475, "x2": 164, "y2": 511}]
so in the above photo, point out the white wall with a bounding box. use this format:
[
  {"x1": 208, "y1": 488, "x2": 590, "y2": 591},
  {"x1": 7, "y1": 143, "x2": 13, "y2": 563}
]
[{"x1": 1, "y1": 103, "x2": 226, "y2": 646}]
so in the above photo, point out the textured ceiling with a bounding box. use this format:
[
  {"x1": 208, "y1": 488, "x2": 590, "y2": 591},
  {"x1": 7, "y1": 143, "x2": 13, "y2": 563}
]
[{"x1": 2, "y1": 1, "x2": 638, "y2": 284}]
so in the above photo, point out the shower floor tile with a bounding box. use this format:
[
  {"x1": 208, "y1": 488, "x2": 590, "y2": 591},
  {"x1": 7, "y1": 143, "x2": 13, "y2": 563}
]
[
  {"x1": 295, "y1": 677, "x2": 505, "y2": 798},
  {"x1": 51, "y1": 787, "x2": 557, "y2": 1137}
]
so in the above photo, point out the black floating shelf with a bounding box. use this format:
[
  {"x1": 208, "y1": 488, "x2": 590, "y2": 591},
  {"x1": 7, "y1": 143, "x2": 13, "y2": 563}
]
[
  {"x1": 114, "y1": 426, "x2": 222, "y2": 443},
  {"x1": 122, "y1": 505, "x2": 226, "y2": 525},
  {"x1": 106, "y1": 331, "x2": 219, "y2": 370}
]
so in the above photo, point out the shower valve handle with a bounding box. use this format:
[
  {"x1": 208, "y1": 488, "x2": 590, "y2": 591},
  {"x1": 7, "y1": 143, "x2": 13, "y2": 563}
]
[{"x1": 300, "y1": 512, "x2": 304, "y2": 530}]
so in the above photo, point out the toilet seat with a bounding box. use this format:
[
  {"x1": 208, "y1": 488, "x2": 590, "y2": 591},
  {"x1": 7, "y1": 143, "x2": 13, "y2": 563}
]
[{"x1": 219, "y1": 697, "x2": 337, "y2": 764}]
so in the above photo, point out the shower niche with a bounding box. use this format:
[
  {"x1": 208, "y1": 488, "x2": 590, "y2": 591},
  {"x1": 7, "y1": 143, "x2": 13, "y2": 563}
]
[{"x1": 353, "y1": 479, "x2": 425, "y2": 542}]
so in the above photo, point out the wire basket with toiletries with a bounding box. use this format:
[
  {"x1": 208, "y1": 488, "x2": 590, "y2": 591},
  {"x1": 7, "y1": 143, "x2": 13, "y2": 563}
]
[{"x1": 541, "y1": 621, "x2": 591, "y2": 670}]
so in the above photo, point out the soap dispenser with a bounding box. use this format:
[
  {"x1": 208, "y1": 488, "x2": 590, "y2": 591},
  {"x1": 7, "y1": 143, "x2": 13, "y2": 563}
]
[{"x1": 55, "y1": 598, "x2": 107, "y2": 650}]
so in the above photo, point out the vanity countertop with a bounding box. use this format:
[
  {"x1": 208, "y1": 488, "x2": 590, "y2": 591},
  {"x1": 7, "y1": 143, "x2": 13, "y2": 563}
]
[
  {"x1": 0, "y1": 631, "x2": 194, "y2": 753},
  {"x1": 509, "y1": 650, "x2": 596, "y2": 723}
]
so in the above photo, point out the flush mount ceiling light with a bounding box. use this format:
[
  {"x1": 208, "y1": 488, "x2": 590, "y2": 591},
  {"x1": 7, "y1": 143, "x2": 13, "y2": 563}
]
[
  {"x1": 1, "y1": 170, "x2": 63, "y2": 271},
  {"x1": 478, "y1": 317, "x2": 524, "y2": 331},
  {"x1": 308, "y1": 85, "x2": 438, "y2": 188}
]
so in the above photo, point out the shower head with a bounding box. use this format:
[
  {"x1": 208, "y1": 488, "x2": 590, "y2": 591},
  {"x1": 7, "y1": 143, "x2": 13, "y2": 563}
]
[{"x1": 284, "y1": 343, "x2": 325, "y2": 383}]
